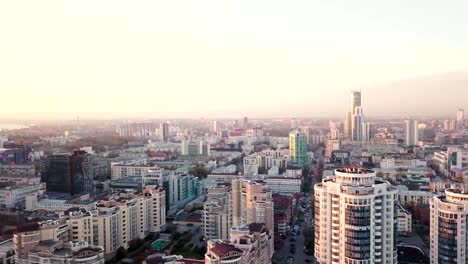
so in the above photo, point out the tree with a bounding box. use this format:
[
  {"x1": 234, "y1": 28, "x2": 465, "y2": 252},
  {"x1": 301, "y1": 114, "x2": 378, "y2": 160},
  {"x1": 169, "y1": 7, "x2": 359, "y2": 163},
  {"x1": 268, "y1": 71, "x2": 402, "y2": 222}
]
[
  {"x1": 128, "y1": 238, "x2": 144, "y2": 252},
  {"x1": 258, "y1": 166, "x2": 268, "y2": 174},
  {"x1": 193, "y1": 163, "x2": 208, "y2": 179},
  {"x1": 376, "y1": 171, "x2": 385, "y2": 178},
  {"x1": 114, "y1": 246, "x2": 126, "y2": 262}
]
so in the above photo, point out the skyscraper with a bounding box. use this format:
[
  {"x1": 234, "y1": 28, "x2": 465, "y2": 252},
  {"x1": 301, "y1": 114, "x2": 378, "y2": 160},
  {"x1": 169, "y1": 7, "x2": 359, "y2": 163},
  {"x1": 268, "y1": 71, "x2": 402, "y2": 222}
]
[
  {"x1": 289, "y1": 131, "x2": 308, "y2": 166},
  {"x1": 457, "y1": 108, "x2": 465, "y2": 128},
  {"x1": 344, "y1": 111, "x2": 351, "y2": 140},
  {"x1": 350, "y1": 91, "x2": 366, "y2": 141},
  {"x1": 366, "y1": 122, "x2": 374, "y2": 141},
  {"x1": 405, "y1": 120, "x2": 419, "y2": 146},
  {"x1": 351, "y1": 90, "x2": 361, "y2": 115},
  {"x1": 159, "y1": 122, "x2": 169, "y2": 142},
  {"x1": 314, "y1": 167, "x2": 398, "y2": 264},
  {"x1": 212, "y1": 120, "x2": 218, "y2": 133},
  {"x1": 243, "y1": 117, "x2": 249, "y2": 129},
  {"x1": 352, "y1": 106, "x2": 366, "y2": 141},
  {"x1": 430, "y1": 187, "x2": 468, "y2": 264},
  {"x1": 43, "y1": 151, "x2": 94, "y2": 195}
]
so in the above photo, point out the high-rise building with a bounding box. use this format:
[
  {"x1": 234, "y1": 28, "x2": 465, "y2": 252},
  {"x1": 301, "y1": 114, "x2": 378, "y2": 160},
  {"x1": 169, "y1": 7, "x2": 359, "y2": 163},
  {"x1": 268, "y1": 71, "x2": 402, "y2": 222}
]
[
  {"x1": 430, "y1": 187, "x2": 468, "y2": 264},
  {"x1": 352, "y1": 106, "x2": 366, "y2": 141},
  {"x1": 160, "y1": 122, "x2": 169, "y2": 142},
  {"x1": 405, "y1": 120, "x2": 419, "y2": 146},
  {"x1": 290, "y1": 118, "x2": 298, "y2": 129},
  {"x1": 351, "y1": 90, "x2": 361, "y2": 115},
  {"x1": 365, "y1": 122, "x2": 374, "y2": 141},
  {"x1": 303, "y1": 126, "x2": 311, "y2": 145},
  {"x1": 203, "y1": 184, "x2": 232, "y2": 241},
  {"x1": 231, "y1": 179, "x2": 274, "y2": 236},
  {"x1": 444, "y1": 119, "x2": 457, "y2": 131},
  {"x1": 344, "y1": 112, "x2": 352, "y2": 140},
  {"x1": 243, "y1": 117, "x2": 249, "y2": 129},
  {"x1": 43, "y1": 151, "x2": 94, "y2": 196},
  {"x1": 289, "y1": 131, "x2": 308, "y2": 166},
  {"x1": 314, "y1": 167, "x2": 398, "y2": 264},
  {"x1": 212, "y1": 120, "x2": 218, "y2": 133},
  {"x1": 349, "y1": 90, "x2": 367, "y2": 142},
  {"x1": 457, "y1": 109, "x2": 465, "y2": 128}
]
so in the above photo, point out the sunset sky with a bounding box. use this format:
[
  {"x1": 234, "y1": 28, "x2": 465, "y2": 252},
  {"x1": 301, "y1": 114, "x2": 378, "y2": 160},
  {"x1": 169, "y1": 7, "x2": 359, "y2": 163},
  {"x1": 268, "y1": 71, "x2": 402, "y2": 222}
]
[{"x1": 1, "y1": 0, "x2": 467, "y2": 119}]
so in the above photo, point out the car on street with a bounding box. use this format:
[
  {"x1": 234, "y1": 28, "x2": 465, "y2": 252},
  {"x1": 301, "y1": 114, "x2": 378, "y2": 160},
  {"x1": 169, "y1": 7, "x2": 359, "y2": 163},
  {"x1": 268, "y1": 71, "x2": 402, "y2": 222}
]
[{"x1": 287, "y1": 257, "x2": 294, "y2": 264}]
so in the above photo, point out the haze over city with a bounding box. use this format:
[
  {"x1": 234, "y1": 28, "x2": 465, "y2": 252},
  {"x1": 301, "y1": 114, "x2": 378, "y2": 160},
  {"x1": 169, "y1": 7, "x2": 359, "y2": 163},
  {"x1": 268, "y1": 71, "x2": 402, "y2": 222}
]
[
  {"x1": 3, "y1": 1, "x2": 468, "y2": 264},
  {"x1": 1, "y1": 0, "x2": 468, "y2": 119}
]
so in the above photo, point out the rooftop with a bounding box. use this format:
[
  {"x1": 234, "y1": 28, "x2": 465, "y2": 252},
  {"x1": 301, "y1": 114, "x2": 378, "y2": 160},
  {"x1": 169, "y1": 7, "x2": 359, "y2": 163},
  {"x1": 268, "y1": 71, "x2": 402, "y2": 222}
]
[
  {"x1": 336, "y1": 166, "x2": 373, "y2": 174},
  {"x1": 0, "y1": 239, "x2": 14, "y2": 254},
  {"x1": 210, "y1": 242, "x2": 243, "y2": 258}
]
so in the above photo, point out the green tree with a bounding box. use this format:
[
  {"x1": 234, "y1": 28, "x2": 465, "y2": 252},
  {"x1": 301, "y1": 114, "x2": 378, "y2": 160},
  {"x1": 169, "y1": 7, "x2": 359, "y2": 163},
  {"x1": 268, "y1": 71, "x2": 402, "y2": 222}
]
[
  {"x1": 115, "y1": 246, "x2": 126, "y2": 261},
  {"x1": 193, "y1": 163, "x2": 208, "y2": 179}
]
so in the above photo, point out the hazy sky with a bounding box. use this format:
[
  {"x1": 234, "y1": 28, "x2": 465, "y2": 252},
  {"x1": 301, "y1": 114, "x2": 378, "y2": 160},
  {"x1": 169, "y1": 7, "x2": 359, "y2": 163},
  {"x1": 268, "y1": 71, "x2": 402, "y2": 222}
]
[{"x1": 1, "y1": 0, "x2": 468, "y2": 119}]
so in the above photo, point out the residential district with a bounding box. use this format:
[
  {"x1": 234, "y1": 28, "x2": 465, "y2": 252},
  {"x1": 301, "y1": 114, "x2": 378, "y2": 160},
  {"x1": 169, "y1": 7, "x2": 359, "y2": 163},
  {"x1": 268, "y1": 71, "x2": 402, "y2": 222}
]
[{"x1": 0, "y1": 91, "x2": 467, "y2": 264}]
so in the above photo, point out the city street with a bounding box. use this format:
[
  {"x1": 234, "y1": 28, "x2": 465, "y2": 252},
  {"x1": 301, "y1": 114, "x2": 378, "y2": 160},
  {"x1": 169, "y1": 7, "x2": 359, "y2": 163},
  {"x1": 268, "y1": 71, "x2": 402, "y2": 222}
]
[{"x1": 273, "y1": 149, "x2": 321, "y2": 264}]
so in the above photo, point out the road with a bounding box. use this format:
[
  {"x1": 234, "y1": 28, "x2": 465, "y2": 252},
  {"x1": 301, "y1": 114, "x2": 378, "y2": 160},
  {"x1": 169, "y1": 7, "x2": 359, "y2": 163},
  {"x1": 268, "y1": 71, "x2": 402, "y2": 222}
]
[{"x1": 273, "y1": 148, "x2": 322, "y2": 264}]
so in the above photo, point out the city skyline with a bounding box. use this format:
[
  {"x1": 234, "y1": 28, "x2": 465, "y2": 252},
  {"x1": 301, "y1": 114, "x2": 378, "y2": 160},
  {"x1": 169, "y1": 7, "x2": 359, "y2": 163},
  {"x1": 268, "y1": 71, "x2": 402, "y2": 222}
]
[{"x1": 1, "y1": 1, "x2": 468, "y2": 119}]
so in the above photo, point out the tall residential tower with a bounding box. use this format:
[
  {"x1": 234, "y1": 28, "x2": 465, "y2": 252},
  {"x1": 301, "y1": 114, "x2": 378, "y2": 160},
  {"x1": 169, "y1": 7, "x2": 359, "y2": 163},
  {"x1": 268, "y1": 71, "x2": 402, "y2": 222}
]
[
  {"x1": 289, "y1": 131, "x2": 308, "y2": 166},
  {"x1": 314, "y1": 167, "x2": 398, "y2": 264},
  {"x1": 405, "y1": 119, "x2": 419, "y2": 146},
  {"x1": 430, "y1": 187, "x2": 468, "y2": 264}
]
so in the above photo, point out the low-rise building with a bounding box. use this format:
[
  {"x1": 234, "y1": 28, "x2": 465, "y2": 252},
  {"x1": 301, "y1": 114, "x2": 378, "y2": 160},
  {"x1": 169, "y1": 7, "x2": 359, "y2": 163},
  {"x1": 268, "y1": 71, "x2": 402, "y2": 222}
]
[
  {"x1": 0, "y1": 239, "x2": 14, "y2": 264},
  {"x1": 0, "y1": 175, "x2": 41, "y2": 185},
  {"x1": 205, "y1": 223, "x2": 273, "y2": 264},
  {"x1": 398, "y1": 189, "x2": 436, "y2": 206},
  {"x1": 273, "y1": 195, "x2": 293, "y2": 236},
  {"x1": 263, "y1": 177, "x2": 301, "y2": 195},
  {"x1": 0, "y1": 184, "x2": 39, "y2": 209},
  {"x1": 25, "y1": 195, "x2": 97, "y2": 213},
  {"x1": 397, "y1": 205, "x2": 412, "y2": 235},
  {"x1": 0, "y1": 164, "x2": 36, "y2": 176},
  {"x1": 27, "y1": 241, "x2": 104, "y2": 264},
  {"x1": 111, "y1": 163, "x2": 158, "y2": 181}
]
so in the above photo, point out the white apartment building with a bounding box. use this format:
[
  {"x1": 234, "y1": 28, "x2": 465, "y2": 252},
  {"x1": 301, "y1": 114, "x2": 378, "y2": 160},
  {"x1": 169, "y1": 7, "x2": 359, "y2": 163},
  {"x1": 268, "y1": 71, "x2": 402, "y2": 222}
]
[
  {"x1": 0, "y1": 239, "x2": 14, "y2": 264},
  {"x1": 0, "y1": 175, "x2": 41, "y2": 185},
  {"x1": 0, "y1": 184, "x2": 39, "y2": 209},
  {"x1": 25, "y1": 196, "x2": 97, "y2": 213},
  {"x1": 0, "y1": 164, "x2": 36, "y2": 175},
  {"x1": 263, "y1": 177, "x2": 301, "y2": 195},
  {"x1": 243, "y1": 156, "x2": 259, "y2": 177},
  {"x1": 398, "y1": 190, "x2": 435, "y2": 205},
  {"x1": 285, "y1": 167, "x2": 302, "y2": 178},
  {"x1": 16, "y1": 186, "x2": 166, "y2": 258},
  {"x1": 397, "y1": 205, "x2": 412, "y2": 235},
  {"x1": 314, "y1": 167, "x2": 398, "y2": 264},
  {"x1": 250, "y1": 149, "x2": 290, "y2": 170},
  {"x1": 430, "y1": 187, "x2": 468, "y2": 264},
  {"x1": 203, "y1": 184, "x2": 232, "y2": 241},
  {"x1": 380, "y1": 158, "x2": 427, "y2": 170},
  {"x1": 111, "y1": 163, "x2": 158, "y2": 180},
  {"x1": 431, "y1": 147, "x2": 468, "y2": 176}
]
